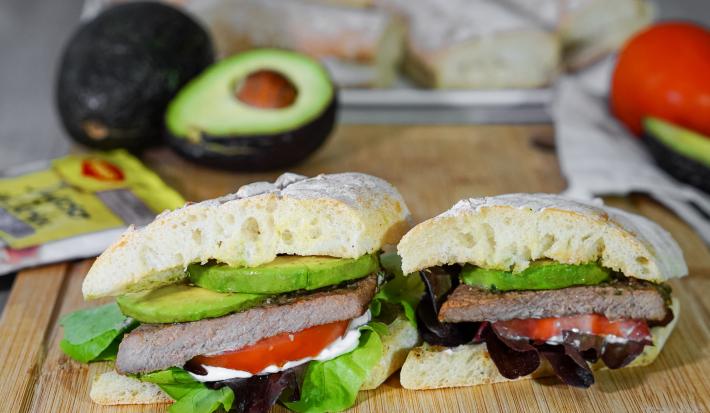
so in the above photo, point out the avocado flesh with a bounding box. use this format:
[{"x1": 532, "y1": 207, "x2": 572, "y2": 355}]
[
  {"x1": 460, "y1": 261, "x2": 610, "y2": 291},
  {"x1": 166, "y1": 49, "x2": 334, "y2": 137},
  {"x1": 116, "y1": 284, "x2": 267, "y2": 323},
  {"x1": 644, "y1": 117, "x2": 710, "y2": 167},
  {"x1": 189, "y1": 254, "x2": 378, "y2": 294}
]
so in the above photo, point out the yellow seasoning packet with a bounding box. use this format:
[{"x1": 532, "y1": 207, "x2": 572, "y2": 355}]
[{"x1": 0, "y1": 150, "x2": 184, "y2": 274}]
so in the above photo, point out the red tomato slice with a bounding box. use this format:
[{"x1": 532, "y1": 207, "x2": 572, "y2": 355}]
[
  {"x1": 192, "y1": 320, "x2": 349, "y2": 374},
  {"x1": 493, "y1": 314, "x2": 651, "y2": 343}
]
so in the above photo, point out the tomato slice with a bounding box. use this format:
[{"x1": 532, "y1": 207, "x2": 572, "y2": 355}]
[
  {"x1": 192, "y1": 320, "x2": 349, "y2": 374},
  {"x1": 493, "y1": 314, "x2": 652, "y2": 343}
]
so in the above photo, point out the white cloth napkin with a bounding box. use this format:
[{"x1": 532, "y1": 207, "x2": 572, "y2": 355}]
[{"x1": 553, "y1": 69, "x2": 710, "y2": 244}]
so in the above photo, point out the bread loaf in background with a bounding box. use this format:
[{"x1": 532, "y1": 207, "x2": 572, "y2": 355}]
[
  {"x1": 186, "y1": 0, "x2": 405, "y2": 87},
  {"x1": 376, "y1": 0, "x2": 561, "y2": 89},
  {"x1": 86, "y1": 0, "x2": 653, "y2": 88},
  {"x1": 308, "y1": 0, "x2": 375, "y2": 7},
  {"x1": 504, "y1": 0, "x2": 654, "y2": 70}
]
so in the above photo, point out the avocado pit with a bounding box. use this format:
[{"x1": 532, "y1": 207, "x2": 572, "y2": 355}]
[
  {"x1": 81, "y1": 119, "x2": 109, "y2": 141},
  {"x1": 235, "y1": 70, "x2": 297, "y2": 109}
]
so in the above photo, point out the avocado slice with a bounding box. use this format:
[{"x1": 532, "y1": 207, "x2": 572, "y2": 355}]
[
  {"x1": 645, "y1": 117, "x2": 710, "y2": 167},
  {"x1": 116, "y1": 284, "x2": 267, "y2": 323},
  {"x1": 460, "y1": 261, "x2": 610, "y2": 291},
  {"x1": 644, "y1": 117, "x2": 710, "y2": 193},
  {"x1": 56, "y1": 2, "x2": 214, "y2": 150},
  {"x1": 166, "y1": 49, "x2": 337, "y2": 171},
  {"x1": 188, "y1": 254, "x2": 379, "y2": 294}
]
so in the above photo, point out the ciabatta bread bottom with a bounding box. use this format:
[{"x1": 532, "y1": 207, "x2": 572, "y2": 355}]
[{"x1": 400, "y1": 297, "x2": 679, "y2": 389}]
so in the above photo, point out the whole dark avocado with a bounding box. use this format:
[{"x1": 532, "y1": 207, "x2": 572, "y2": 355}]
[
  {"x1": 56, "y1": 2, "x2": 214, "y2": 150},
  {"x1": 165, "y1": 49, "x2": 337, "y2": 171},
  {"x1": 643, "y1": 117, "x2": 710, "y2": 193}
]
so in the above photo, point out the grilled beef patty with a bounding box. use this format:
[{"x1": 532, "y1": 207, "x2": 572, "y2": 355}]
[
  {"x1": 439, "y1": 280, "x2": 668, "y2": 323},
  {"x1": 116, "y1": 275, "x2": 377, "y2": 374}
]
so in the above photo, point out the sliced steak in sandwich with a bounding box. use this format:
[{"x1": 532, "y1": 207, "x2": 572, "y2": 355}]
[
  {"x1": 117, "y1": 275, "x2": 377, "y2": 374},
  {"x1": 439, "y1": 280, "x2": 669, "y2": 323}
]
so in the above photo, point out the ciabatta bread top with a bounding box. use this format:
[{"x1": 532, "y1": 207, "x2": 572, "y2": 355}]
[
  {"x1": 83, "y1": 172, "x2": 410, "y2": 299},
  {"x1": 398, "y1": 193, "x2": 687, "y2": 283}
]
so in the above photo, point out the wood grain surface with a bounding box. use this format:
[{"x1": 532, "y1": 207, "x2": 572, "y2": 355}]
[{"x1": 1, "y1": 125, "x2": 708, "y2": 413}]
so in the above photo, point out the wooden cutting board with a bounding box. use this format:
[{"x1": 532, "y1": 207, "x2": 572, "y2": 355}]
[{"x1": 1, "y1": 125, "x2": 709, "y2": 413}]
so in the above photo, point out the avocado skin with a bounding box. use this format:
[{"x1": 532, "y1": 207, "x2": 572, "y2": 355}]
[
  {"x1": 644, "y1": 130, "x2": 710, "y2": 194},
  {"x1": 56, "y1": 2, "x2": 214, "y2": 150},
  {"x1": 117, "y1": 284, "x2": 267, "y2": 324},
  {"x1": 189, "y1": 253, "x2": 377, "y2": 294},
  {"x1": 167, "y1": 94, "x2": 337, "y2": 171},
  {"x1": 460, "y1": 261, "x2": 610, "y2": 291}
]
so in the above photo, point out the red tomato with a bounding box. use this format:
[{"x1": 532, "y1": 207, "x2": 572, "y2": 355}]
[
  {"x1": 493, "y1": 314, "x2": 652, "y2": 343},
  {"x1": 192, "y1": 320, "x2": 349, "y2": 373},
  {"x1": 611, "y1": 22, "x2": 710, "y2": 137}
]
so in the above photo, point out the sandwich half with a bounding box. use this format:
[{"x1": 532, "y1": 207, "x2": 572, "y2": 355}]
[
  {"x1": 60, "y1": 172, "x2": 422, "y2": 413},
  {"x1": 398, "y1": 193, "x2": 686, "y2": 389}
]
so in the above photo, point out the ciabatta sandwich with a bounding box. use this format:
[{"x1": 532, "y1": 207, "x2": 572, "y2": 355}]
[
  {"x1": 398, "y1": 193, "x2": 685, "y2": 389},
  {"x1": 60, "y1": 172, "x2": 421, "y2": 413}
]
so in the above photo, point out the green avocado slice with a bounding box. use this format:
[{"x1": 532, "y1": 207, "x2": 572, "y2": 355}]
[
  {"x1": 116, "y1": 284, "x2": 267, "y2": 323},
  {"x1": 644, "y1": 117, "x2": 710, "y2": 167},
  {"x1": 460, "y1": 261, "x2": 610, "y2": 291},
  {"x1": 188, "y1": 254, "x2": 379, "y2": 294}
]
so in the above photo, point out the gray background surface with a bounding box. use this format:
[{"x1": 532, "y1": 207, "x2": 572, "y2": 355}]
[{"x1": 0, "y1": 0, "x2": 709, "y2": 312}]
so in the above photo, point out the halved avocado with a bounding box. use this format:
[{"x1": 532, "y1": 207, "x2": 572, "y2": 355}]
[
  {"x1": 643, "y1": 117, "x2": 710, "y2": 193},
  {"x1": 166, "y1": 49, "x2": 337, "y2": 170}
]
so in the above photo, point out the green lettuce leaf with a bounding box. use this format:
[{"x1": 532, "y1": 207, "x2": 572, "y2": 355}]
[
  {"x1": 93, "y1": 338, "x2": 121, "y2": 361},
  {"x1": 59, "y1": 302, "x2": 137, "y2": 363},
  {"x1": 138, "y1": 367, "x2": 197, "y2": 385},
  {"x1": 138, "y1": 367, "x2": 234, "y2": 413},
  {"x1": 166, "y1": 386, "x2": 234, "y2": 413},
  {"x1": 362, "y1": 321, "x2": 388, "y2": 337},
  {"x1": 371, "y1": 252, "x2": 424, "y2": 326},
  {"x1": 284, "y1": 325, "x2": 383, "y2": 413}
]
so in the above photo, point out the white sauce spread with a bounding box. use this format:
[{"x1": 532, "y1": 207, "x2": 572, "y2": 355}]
[
  {"x1": 189, "y1": 310, "x2": 372, "y2": 382},
  {"x1": 544, "y1": 328, "x2": 631, "y2": 347}
]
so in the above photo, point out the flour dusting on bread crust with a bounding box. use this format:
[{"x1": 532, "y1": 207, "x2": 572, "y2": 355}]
[
  {"x1": 83, "y1": 172, "x2": 410, "y2": 299},
  {"x1": 399, "y1": 193, "x2": 687, "y2": 282}
]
